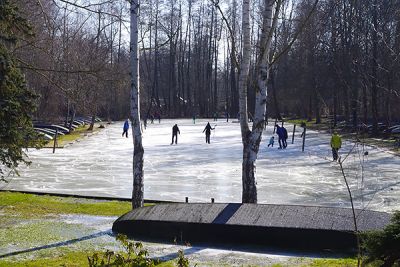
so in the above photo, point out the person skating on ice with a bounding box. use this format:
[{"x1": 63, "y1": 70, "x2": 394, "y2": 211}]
[
  {"x1": 268, "y1": 136, "x2": 274, "y2": 147},
  {"x1": 203, "y1": 122, "x2": 215, "y2": 144},
  {"x1": 213, "y1": 112, "x2": 218, "y2": 121},
  {"x1": 330, "y1": 131, "x2": 342, "y2": 161},
  {"x1": 122, "y1": 119, "x2": 129, "y2": 138},
  {"x1": 275, "y1": 124, "x2": 284, "y2": 149},
  {"x1": 171, "y1": 124, "x2": 180, "y2": 145},
  {"x1": 282, "y1": 126, "x2": 288, "y2": 148}
]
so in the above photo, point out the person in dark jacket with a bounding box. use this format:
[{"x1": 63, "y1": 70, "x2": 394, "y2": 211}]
[
  {"x1": 155, "y1": 112, "x2": 161, "y2": 123},
  {"x1": 276, "y1": 125, "x2": 284, "y2": 149},
  {"x1": 282, "y1": 126, "x2": 288, "y2": 148},
  {"x1": 171, "y1": 124, "x2": 180, "y2": 145},
  {"x1": 203, "y1": 122, "x2": 215, "y2": 144},
  {"x1": 122, "y1": 119, "x2": 129, "y2": 138}
]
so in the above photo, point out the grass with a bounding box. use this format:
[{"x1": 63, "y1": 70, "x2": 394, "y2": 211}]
[
  {"x1": 0, "y1": 191, "x2": 132, "y2": 217},
  {"x1": 286, "y1": 117, "x2": 400, "y2": 155},
  {"x1": 0, "y1": 250, "x2": 176, "y2": 267},
  {"x1": 304, "y1": 258, "x2": 358, "y2": 266},
  {"x1": 43, "y1": 124, "x2": 102, "y2": 148},
  {"x1": 0, "y1": 251, "x2": 357, "y2": 267},
  {"x1": 285, "y1": 118, "x2": 330, "y2": 132}
]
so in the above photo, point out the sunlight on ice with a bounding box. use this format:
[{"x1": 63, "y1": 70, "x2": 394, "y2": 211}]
[{"x1": 8, "y1": 119, "x2": 400, "y2": 212}]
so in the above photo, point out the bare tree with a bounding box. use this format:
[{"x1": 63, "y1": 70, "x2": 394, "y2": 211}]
[
  {"x1": 240, "y1": 0, "x2": 281, "y2": 203},
  {"x1": 130, "y1": 0, "x2": 144, "y2": 209}
]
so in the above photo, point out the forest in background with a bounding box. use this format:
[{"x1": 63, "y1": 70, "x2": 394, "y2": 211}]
[{"x1": 13, "y1": 0, "x2": 400, "y2": 133}]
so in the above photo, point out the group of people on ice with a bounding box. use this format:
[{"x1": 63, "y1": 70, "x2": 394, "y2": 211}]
[
  {"x1": 267, "y1": 124, "x2": 342, "y2": 161},
  {"x1": 192, "y1": 112, "x2": 230, "y2": 124},
  {"x1": 124, "y1": 118, "x2": 343, "y2": 161},
  {"x1": 170, "y1": 122, "x2": 215, "y2": 145},
  {"x1": 267, "y1": 124, "x2": 288, "y2": 149},
  {"x1": 142, "y1": 112, "x2": 161, "y2": 129}
]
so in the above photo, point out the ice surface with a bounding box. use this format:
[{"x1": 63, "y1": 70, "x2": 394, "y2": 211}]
[{"x1": 7, "y1": 119, "x2": 400, "y2": 212}]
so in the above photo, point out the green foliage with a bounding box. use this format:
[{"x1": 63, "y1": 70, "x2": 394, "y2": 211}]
[
  {"x1": 0, "y1": 1, "x2": 43, "y2": 180},
  {"x1": 361, "y1": 211, "x2": 400, "y2": 267},
  {"x1": 304, "y1": 258, "x2": 357, "y2": 267},
  {"x1": 0, "y1": 250, "x2": 93, "y2": 267},
  {"x1": 286, "y1": 119, "x2": 309, "y2": 128},
  {"x1": 88, "y1": 234, "x2": 155, "y2": 267},
  {"x1": 87, "y1": 234, "x2": 189, "y2": 267},
  {"x1": 176, "y1": 250, "x2": 189, "y2": 267},
  {"x1": 0, "y1": 191, "x2": 132, "y2": 217},
  {"x1": 0, "y1": 0, "x2": 32, "y2": 45}
]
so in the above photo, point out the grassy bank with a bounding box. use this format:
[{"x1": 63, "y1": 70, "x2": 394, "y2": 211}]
[
  {"x1": 286, "y1": 118, "x2": 400, "y2": 154},
  {"x1": 0, "y1": 192, "x2": 175, "y2": 266},
  {"x1": 0, "y1": 250, "x2": 175, "y2": 267},
  {"x1": 0, "y1": 191, "x2": 131, "y2": 217},
  {"x1": 43, "y1": 123, "x2": 103, "y2": 148}
]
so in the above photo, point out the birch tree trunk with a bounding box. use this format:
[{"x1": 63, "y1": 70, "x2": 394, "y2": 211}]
[
  {"x1": 130, "y1": 0, "x2": 144, "y2": 209},
  {"x1": 240, "y1": 0, "x2": 277, "y2": 203},
  {"x1": 239, "y1": 0, "x2": 253, "y2": 202}
]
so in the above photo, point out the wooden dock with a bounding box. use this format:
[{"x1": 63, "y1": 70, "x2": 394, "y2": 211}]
[{"x1": 112, "y1": 203, "x2": 391, "y2": 252}]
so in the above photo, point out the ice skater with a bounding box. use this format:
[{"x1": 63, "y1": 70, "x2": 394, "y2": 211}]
[
  {"x1": 213, "y1": 112, "x2": 218, "y2": 121},
  {"x1": 275, "y1": 125, "x2": 284, "y2": 149},
  {"x1": 203, "y1": 122, "x2": 215, "y2": 144},
  {"x1": 267, "y1": 136, "x2": 274, "y2": 147},
  {"x1": 330, "y1": 131, "x2": 342, "y2": 161},
  {"x1": 155, "y1": 112, "x2": 161, "y2": 123},
  {"x1": 171, "y1": 124, "x2": 180, "y2": 145},
  {"x1": 282, "y1": 126, "x2": 288, "y2": 148},
  {"x1": 122, "y1": 119, "x2": 129, "y2": 138}
]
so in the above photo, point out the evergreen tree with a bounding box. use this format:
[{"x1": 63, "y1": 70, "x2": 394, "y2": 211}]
[{"x1": 0, "y1": 0, "x2": 43, "y2": 180}]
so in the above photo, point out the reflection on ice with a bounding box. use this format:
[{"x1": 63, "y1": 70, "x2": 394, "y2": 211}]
[{"x1": 8, "y1": 119, "x2": 400, "y2": 212}]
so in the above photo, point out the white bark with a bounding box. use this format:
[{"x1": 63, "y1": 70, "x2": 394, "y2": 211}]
[
  {"x1": 241, "y1": 0, "x2": 277, "y2": 203},
  {"x1": 239, "y1": 0, "x2": 254, "y2": 203},
  {"x1": 130, "y1": 0, "x2": 144, "y2": 209}
]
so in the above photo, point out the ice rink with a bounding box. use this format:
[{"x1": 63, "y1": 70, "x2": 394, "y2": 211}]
[{"x1": 6, "y1": 119, "x2": 400, "y2": 212}]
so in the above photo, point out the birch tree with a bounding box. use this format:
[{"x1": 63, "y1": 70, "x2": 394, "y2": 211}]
[
  {"x1": 130, "y1": 0, "x2": 144, "y2": 209},
  {"x1": 240, "y1": 0, "x2": 280, "y2": 203}
]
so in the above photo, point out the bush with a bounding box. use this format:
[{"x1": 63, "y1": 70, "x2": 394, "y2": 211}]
[
  {"x1": 176, "y1": 250, "x2": 189, "y2": 267},
  {"x1": 87, "y1": 234, "x2": 191, "y2": 267},
  {"x1": 87, "y1": 234, "x2": 155, "y2": 267},
  {"x1": 361, "y1": 211, "x2": 400, "y2": 267}
]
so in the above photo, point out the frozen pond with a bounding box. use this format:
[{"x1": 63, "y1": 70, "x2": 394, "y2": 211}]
[{"x1": 7, "y1": 119, "x2": 400, "y2": 212}]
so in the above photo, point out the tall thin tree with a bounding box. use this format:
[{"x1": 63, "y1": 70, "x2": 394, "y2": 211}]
[
  {"x1": 240, "y1": 0, "x2": 280, "y2": 203},
  {"x1": 130, "y1": 0, "x2": 144, "y2": 209}
]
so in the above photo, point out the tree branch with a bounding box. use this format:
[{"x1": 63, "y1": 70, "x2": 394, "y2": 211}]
[
  {"x1": 210, "y1": 0, "x2": 239, "y2": 69},
  {"x1": 270, "y1": 0, "x2": 319, "y2": 66}
]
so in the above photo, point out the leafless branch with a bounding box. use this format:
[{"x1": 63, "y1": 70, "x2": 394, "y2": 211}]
[
  {"x1": 210, "y1": 0, "x2": 239, "y2": 69},
  {"x1": 53, "y1": 0, "x2": 129, "y2": 22},
  {"x1": 270, "y1": 0, "x2": 319, "y2": 66}
]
